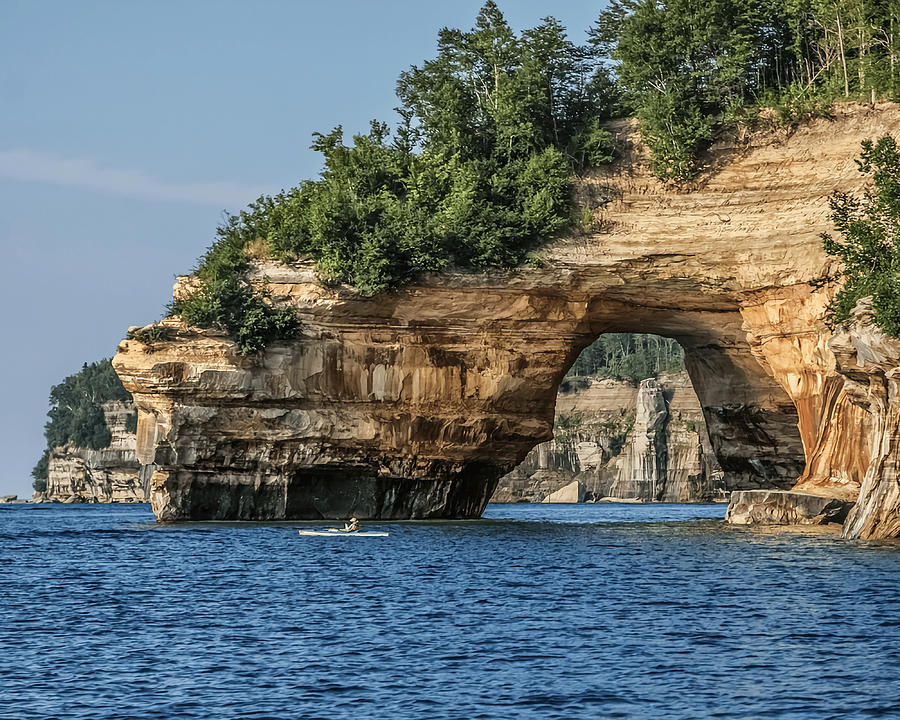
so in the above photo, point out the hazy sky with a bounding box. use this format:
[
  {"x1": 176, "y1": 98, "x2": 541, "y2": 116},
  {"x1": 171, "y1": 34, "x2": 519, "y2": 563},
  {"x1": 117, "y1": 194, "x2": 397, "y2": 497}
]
[{"x1": 0, "y1": 0, "x2": 606, "y2": 497}]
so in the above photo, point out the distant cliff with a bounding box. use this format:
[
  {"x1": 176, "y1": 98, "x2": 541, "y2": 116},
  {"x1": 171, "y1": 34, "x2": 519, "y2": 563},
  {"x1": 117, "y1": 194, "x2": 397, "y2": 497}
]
[
  {"x1": 493, "y1": 372, "x2": 729, "y2": 503},
  {"x1": 36, "y1": 401, "x2": 149, "y2": 503}
]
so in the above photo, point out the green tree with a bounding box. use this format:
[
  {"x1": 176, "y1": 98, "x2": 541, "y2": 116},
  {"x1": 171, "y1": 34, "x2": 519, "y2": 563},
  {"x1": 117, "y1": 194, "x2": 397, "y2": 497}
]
[
  {"x1": 592, "y1": 0, "x2": 760, "y2": 180},
  {"x1": 172, "y1": 194, "x2": 300, "y2": 353},
  {"x1": 176, "y1": 2, "x2": 611, "y2": 351},
  {"x1": 592, "y1": 0, "x2": 899, "y2": 179},
  {"x1": 32, "y1": 359, "x2": 133, "y2": 490},
  {"x1": 32, "y1": 451, "x2": 49, "y2": 493},
  {"x1": 567, "y1": 333, "x2": 685, "y2": 383},
  {"x1": 822, "y1": 135, "x2": 900, "y2": 335}
]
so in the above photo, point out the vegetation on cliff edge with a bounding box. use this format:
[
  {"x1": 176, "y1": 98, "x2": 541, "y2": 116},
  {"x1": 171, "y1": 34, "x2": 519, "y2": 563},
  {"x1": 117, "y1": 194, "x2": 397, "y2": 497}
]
[
  {"x1": 32, "y1": 360, "x2": 132, "y2": 492},
  {"x1": 174, "y1": 1, "x2": 900, "y2": 353},
  {"x1": 823, "y1": 134, "x2": 900, "y2": 335},
  {"x1": 595, "y1": 0, "x2": 900, "y2": 181},
  {"x1": 173, "y1": 2, "x2": 613, "y2": 353}
]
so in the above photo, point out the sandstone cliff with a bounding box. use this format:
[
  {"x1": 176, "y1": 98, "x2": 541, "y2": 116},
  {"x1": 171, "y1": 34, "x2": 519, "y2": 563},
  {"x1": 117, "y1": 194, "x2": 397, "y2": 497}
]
[
  {"x1": 493, "y1": 372, "x2": 727, "y2": 503},
  {"x1": 38, "y1": 401, "x2": 149, "y2": 503},
  {"x1": 829, "y1": 302, "x2": 900, "y2": 538},
  {"x1": 113, "y1": 103, "x2": 900, "y2": 537}
]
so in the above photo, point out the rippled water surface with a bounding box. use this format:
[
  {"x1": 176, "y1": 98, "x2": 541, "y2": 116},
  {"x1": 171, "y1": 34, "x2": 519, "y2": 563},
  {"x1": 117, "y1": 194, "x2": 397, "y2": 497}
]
[{"x1": 3, "y1": 502, "x2": 899, "y2": 719}]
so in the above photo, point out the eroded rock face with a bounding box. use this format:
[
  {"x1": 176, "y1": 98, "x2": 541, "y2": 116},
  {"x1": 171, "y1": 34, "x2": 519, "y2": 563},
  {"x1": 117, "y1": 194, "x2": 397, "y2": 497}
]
[
  {"x1": 543, "y1": 480, "x2": 586, "y2": 503},
  {"x1": 726, "y1": 490, "x2": 854, "y2": 526},
  {"x1": 112, "y1": 104, "x2": 900, "y2": 534},
  {"x1": 612, "y1": 378, "x2": 668, "y2": 499},
  {"x1": 829, "y1": 304, "x2": 900, "y2": 539},
  {"x1": 494, "y1": 372, "x2": 727, "y2": 503},
  {"x1": 42, "y1": 401, "x2": 150, "y2": 503},
  {"x1": 660, "y1": 372, "x2": 729, "y2": 501}
]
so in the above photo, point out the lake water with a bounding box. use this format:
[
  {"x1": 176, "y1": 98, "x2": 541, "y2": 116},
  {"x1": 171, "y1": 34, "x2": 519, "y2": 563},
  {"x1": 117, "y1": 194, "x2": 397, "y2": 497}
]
[{"x1": 2, "y1": 502, "x2": 899, "y2": 719}]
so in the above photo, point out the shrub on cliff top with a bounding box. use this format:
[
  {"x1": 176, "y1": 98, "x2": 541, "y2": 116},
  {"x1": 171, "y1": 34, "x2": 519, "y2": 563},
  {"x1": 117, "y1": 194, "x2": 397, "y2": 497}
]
[
  {"x1": 176, "y1": 2, "x2": 612, "y2": 351},
  {"x1": 32, "y1": 360, "x2": 131, "y2": 490},
  {"x1": 593, "y1": 0, "x2": 900, "y2": 181},
  {"x1": 823, "y1": 135, "x2": 900, "y2": 336},
  {"x1": 170, "y1": 202, "x2": 299, "y2": 355},
  {"x1": 176, "y1": 0, "x2": 900, "y2": 351}
]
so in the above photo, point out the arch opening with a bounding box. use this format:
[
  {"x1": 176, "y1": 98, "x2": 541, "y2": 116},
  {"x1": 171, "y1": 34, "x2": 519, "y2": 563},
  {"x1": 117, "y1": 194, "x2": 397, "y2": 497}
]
[
  {"x1": 492, "y1": 290, "x2": 808, "y2": 508},
  {"x1": 495, "y1": 333, "x2": 731, "y2": 503},
  {"x1": 116, "y1": 278, "x2": 811, "y2": 522}
]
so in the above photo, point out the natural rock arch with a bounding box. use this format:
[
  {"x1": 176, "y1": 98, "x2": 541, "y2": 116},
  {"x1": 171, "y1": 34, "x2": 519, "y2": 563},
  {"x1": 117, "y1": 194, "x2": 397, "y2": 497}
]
[{"x1": 114, "y1": 105, "x2": 900, "y2": 536}]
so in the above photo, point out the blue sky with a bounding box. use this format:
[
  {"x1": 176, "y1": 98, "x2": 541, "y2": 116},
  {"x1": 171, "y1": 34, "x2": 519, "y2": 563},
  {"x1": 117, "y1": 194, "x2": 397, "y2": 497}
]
[{"x1": 0, "y1": 0, "x2": 605, "y2": 497}]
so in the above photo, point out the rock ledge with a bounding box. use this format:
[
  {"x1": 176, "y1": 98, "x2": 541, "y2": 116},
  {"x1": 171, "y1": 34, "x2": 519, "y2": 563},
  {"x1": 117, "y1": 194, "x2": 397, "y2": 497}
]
[{"x1": 726, "y1": 490, "x2": 854, "y2": 526}]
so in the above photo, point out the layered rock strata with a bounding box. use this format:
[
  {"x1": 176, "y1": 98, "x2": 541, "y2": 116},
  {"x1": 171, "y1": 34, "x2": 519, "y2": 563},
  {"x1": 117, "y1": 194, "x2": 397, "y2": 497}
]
[
  {"x1": 113, "y1": 104, "x2": 900, "y2": 536},
  {"x1": 39, "y1": 401, "x2": 150, "y2": 503},
  {"x1": 829, "y1": 304, "x2": 900, "y2": 539},
  {"x1": 726, "y1": 490, "x2": 854, "y2": 526},
  {"x1": 493, "y1": 372, "x2": 728, "y2": 503}
]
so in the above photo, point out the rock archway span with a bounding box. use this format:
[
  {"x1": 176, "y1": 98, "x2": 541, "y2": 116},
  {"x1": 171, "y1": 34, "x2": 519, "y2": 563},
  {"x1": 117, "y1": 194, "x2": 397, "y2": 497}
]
[{"x1": 113, "y1": 104, "x2": 900, "y2": 537}]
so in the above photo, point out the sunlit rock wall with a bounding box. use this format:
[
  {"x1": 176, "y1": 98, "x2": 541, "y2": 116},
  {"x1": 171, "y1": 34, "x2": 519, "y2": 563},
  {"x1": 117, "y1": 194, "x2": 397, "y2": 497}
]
[
  {"x1": 113, "y1": 103, "x2": 900, "y2": 536},
  {"x1": 829, "y1": 303, "x2": 900, "y2": 539}
]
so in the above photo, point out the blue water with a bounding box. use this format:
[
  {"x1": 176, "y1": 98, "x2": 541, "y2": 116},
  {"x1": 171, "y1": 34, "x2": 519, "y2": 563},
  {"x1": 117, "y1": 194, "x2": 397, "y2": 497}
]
[{"x1": 2, "y1": 503, "x2": 899, "y2": 720}]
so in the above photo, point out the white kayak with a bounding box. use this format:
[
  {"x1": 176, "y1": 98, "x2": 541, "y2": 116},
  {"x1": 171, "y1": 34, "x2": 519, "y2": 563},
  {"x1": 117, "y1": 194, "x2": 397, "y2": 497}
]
[{"x1": 298, "y1": 529, "x2": 389, "y2": 537}]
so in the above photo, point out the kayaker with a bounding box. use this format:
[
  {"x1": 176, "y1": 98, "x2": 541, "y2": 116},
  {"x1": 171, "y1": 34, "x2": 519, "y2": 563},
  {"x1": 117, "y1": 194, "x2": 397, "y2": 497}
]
[{"x1": 342, "y1": 517, "x2": 360, "y2": 532}]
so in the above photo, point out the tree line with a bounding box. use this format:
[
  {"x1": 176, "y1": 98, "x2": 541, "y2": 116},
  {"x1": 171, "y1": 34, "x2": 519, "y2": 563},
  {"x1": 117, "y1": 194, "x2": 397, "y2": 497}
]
[
  {"x1": 594, "y1": 0, "x2": 900, "y2": 179},
  {"x1": 565, "y1": 333, "x2": 685, "y2": 385},
  {"x1": 173, "y1": 1, "x2": 613, "y2": 352}
]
